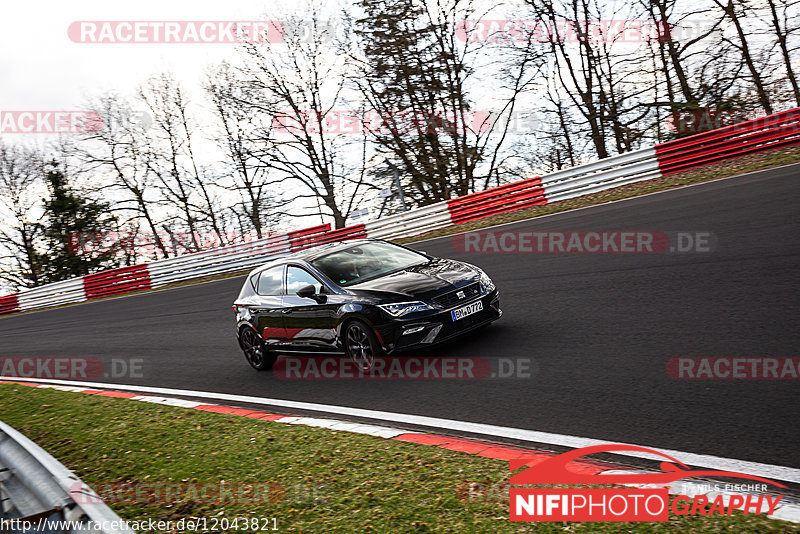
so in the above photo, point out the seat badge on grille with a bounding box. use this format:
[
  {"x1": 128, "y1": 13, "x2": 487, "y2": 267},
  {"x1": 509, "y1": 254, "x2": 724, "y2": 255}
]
[{"x1": 457, "y1": 290, "x2": 465, "y2": 299}]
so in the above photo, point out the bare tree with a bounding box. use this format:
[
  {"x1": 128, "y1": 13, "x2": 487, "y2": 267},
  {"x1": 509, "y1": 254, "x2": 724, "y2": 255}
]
[
  {"x1": 140, "y1": 75, "x2": 201, "y2": 251},
  {"x1": 763, "y1": 0, "x2": 800, "y2": 106},
  {"x1": 640, "y1": 0, "x2": 711, "y2": 106},
  {"x1": 234, "y1": 9, "x2": 369, "y2": 228},
  {"x1": 351, "y1": 0, "x2": 545, "y2": 203},
  {"x1": 206, "y1": 62, "x2": 280, "y2": 238},
  {"x1": 79, "y1": 93, "x2": 170, "y2": 259},
  {"x1": 523, "y1": 0, "x2": 616, "y2": 158},
  {"x1": 140, "y1": 73, "x2": 225, "y2": 251},
  {"x1": 0, "y1": 142, "x2": 45, "y2": 289},
  {"x1": 711, "y1": 0, "x2": 773, "y2": 114}
]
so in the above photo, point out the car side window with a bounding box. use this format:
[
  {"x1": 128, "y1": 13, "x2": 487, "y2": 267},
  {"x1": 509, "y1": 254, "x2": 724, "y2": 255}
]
[
  {"x1": 286, "y1": 266, "x2": 325, "y2": 295},
  {"x1": 256, "y1": 266, "x2": 284, "y2": 295}
]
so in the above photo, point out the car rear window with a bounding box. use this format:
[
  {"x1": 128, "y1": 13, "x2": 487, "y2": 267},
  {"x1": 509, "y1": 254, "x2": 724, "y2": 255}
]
[{"x1": 256, "y1": 266, "x2": 284, "y2": 295}]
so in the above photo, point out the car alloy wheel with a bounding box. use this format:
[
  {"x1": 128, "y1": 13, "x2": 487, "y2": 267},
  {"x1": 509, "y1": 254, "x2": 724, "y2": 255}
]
[
  {"x1": 240, "y1": 327, "x2": 276, "y2": 370},
  {"x1": 344, "y1": 320, "x2": 379, "y2": 372}
]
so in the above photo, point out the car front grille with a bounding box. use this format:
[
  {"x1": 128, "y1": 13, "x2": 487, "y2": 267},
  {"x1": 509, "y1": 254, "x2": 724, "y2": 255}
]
[{"x1": 433, "y1": 282, "x2": 482, "y2": 308}]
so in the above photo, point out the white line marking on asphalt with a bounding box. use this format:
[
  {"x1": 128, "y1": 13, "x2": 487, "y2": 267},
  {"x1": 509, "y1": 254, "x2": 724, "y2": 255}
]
[
  {"x1": 283, "y1": 417, "x2": 404, "y2": 438},
  {"x1": 35, "y1": 385, "x2": 91, "y2": 393},
  {"x1": 772, "y1": 505, "x2": 800, "y2": 522},
  {"x1": 130, "y1": 395, "x2": 204, "y2": 408},
  {"x1": 5, "y1": 376, "x2": 799, "y2": 484}
]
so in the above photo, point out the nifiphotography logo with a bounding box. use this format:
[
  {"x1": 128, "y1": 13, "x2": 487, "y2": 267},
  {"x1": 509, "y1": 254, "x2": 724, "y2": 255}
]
[{"x1": 509, "y1": 444, "x2": 785, "y2": 522}]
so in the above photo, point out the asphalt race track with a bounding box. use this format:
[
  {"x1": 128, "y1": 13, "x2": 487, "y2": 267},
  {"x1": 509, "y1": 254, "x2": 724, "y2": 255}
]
[{"x1": 1, "y1": 163, "x2": 798, "y2": 469}]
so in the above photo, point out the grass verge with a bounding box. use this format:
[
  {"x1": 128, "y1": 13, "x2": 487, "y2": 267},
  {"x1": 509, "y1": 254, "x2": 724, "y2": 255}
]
[{"x1": 0, "y1": 384, "x2": 795, "y2": 533}]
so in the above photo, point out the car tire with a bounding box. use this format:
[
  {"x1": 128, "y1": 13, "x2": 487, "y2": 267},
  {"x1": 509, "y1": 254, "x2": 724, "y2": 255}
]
[
  {"x1": 343, "y1": 319, "x2": 382, "y2": 372},
  {"x1": 239, "y1": 327, "x2": 277, "y2": 371}
]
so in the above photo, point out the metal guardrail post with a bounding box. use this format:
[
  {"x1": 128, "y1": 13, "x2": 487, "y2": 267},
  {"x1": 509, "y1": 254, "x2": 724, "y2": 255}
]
[{"x1": 0, "y1": 420, "x2": 135, "y2": 534}]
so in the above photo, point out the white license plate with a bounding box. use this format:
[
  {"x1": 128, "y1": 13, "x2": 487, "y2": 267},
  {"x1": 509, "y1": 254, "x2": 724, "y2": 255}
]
[{"x1": 451, "y1": 300, "x2": 483, "y2": 321}]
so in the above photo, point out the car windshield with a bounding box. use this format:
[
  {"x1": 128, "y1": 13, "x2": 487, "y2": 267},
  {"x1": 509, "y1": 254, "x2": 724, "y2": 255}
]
[{"x1": 310, "y1": 242, "x2": 428, "y2": 286}]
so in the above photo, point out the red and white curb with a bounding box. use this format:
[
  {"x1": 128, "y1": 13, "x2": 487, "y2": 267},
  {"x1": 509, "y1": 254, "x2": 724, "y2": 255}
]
[{"x1": 2, "y1": 379, "x2": 798, "y2": 524}]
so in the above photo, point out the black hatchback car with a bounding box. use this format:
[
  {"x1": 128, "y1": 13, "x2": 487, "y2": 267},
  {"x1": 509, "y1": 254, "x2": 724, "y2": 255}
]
[{"x1": 233, "y1": 239, "x2": 501, "y2": 371}]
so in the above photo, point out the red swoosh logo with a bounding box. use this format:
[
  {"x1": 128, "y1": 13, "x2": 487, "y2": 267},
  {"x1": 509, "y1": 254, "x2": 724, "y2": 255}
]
[{"x1": 510, "y1": 444, "x2": 786, "y2": 488}]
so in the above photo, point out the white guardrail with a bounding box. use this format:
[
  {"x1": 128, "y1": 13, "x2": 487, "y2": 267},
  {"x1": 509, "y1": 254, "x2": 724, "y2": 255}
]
[
  {"x1": 364, "y1": 201, "x2": 452, "y2": 240},
  {"x1": 0, "y1": 418, "x2": 135, "y2": 533},
  {"x1": 137, "y1": 144, "x2": 662, "y2": 290},
  {"x1": 542, "y1": 147, "x2": 660, "y2": 202},
  {"x1": 16, "y1": 279, "x2": 87, "y2": 312},
  {"x1": 5, "y1": 103, "x2": 797, "y2": 316},
  {"x1": 0, "y1": 145, "x2": 670, "y2": 314},
  {"x1": 146, "y1": 233, "x2": 290, "y2": 289}
]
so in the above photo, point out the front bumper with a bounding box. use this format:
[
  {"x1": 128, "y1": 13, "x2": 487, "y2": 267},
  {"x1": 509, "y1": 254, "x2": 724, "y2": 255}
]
[{"x1": 375, "y1": 290, "x2": 501, "y2": 354}]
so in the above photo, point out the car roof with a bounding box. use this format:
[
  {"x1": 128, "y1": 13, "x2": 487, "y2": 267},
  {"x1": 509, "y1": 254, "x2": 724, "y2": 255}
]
[{"x1": 248, "y1": 238, "x2": 379, "y2": 276}]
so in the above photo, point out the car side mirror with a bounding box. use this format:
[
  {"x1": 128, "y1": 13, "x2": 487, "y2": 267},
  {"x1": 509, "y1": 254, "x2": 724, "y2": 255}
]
[
  {"x1": 297, "y1": 284, "x2": 327, "y2": 303},
  {"x1": 296, "y1": 284, "x2": 315, "y2": 298}
]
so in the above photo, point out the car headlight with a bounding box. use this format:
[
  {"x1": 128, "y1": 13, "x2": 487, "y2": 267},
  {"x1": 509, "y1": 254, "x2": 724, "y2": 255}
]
[
  {"x1": 378, "y1": 301, "x2": 435, "y2": 317},
  {"x1": 475, "y1": 268, "x2": 496, "y2": 292}
]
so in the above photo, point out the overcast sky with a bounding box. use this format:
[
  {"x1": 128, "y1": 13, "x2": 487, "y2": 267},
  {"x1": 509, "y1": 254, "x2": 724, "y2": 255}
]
[
  {"x1": 1, "y1": 0, "x2": 289, "y2": 112},
  {"x1": 1, "y1": 0, "x2": 527, "y2": 114}
]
